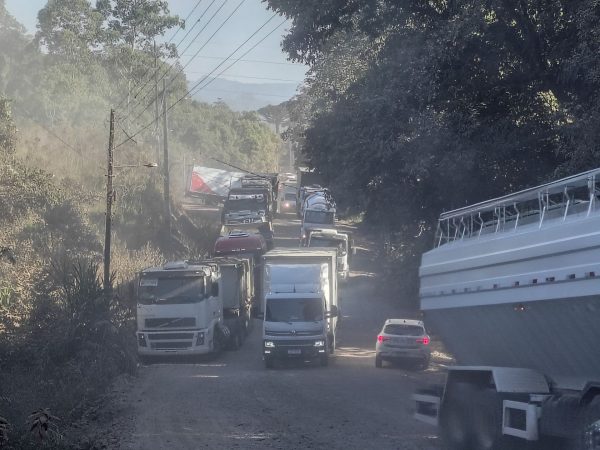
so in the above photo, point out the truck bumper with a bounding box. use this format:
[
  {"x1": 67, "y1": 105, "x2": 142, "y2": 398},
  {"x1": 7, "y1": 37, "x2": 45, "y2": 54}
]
[
  {"x1": 263, "y1": 339, "x2": 327, "y2": 360},
  {"x1": 137, "y1": 330, "x2": 211, "y2": 355}
]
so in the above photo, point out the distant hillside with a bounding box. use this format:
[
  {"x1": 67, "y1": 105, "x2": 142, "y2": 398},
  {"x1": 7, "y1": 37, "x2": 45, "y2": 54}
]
[{"x1": 190, "y1": 77, "x2": 300, "y2": 111}]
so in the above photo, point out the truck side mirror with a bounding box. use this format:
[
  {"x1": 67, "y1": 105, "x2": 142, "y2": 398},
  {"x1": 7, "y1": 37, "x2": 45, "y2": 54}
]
[
  {"x1": 211, "y1": 282, "x2": 219, "y2": 297},
  {"x1": 352, "y1": 247, "x2": 357, "y2": 256}
]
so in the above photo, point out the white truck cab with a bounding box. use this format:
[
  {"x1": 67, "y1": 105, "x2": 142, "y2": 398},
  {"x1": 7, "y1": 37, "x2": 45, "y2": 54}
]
[
  {"x1": 260, "y1": 249, "x2": 339, "y2": 368},
  {"x1": 136, "y1": 261, "x2": 223, "y2": 357}
]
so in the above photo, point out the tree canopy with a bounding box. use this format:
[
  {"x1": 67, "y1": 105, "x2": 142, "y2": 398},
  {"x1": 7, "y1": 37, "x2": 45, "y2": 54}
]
[{"x1": 266, "y1": 0, "x2": 600, "y2": 301}]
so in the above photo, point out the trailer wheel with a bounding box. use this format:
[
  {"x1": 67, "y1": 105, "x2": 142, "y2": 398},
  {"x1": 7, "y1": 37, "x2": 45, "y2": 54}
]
[
  {"x1": 571, "y1": 396, "x2": 600, "y2": 450},
  {"x1": 471, "y1": 388, "x2": 507, "y2": 450},
  {"x1": 440, "y1": 382, "x2": 474, "y2": 450}
]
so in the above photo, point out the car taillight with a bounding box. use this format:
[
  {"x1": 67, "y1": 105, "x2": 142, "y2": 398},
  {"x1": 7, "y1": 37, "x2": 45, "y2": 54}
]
[
  {"x1": 417, "y1": 336, "x2": 430, "y2": 345},
  {"x1": 377, "y1": 335, "x2": 390, "y2": 343}
]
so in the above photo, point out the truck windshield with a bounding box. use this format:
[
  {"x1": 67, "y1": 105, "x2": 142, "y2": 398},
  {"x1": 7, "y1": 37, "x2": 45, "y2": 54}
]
[
  {"x1": 266, "y1": 298, "x2": 324, "y2": 322},
  {"x1": 138, "y1": 277, "x2": 205, "y2": 305},
  {"x1": 226, "y1": 198, "x2": 266, "y2": 211},
  {"x1": 384, "y1": 324, "x2": 424, "y2": 336},
  {"x1": 304, "y1": 210, "x2": 334, "y2": 224}
]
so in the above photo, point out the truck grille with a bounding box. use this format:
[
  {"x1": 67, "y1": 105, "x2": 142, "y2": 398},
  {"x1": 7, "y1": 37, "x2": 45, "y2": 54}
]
[
  {"x1": 147, "y1": 333, "x2": 195, "y2": 340},
  {"x1": 266, "y1": 330, "x2": 320, "y2": 337},
  {"x1": 150, "y1": 341, "x2": 193, "y2": 350},
  {"x1": 145, "y1": 317, "x2": 196, "y2": 328},
  {"x1": 275, "y1": 340, "x2": 315, "y2": 347}
]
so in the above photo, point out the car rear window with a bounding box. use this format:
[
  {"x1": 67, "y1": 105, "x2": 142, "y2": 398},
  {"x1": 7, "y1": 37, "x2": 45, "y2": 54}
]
[{"x1": 383, "y1": 324, "x2": 424, "y2": 336}]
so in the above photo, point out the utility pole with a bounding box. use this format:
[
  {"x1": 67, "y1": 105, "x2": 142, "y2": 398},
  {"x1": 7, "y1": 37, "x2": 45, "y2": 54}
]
[
  {"x1": 103, "y1": 109, "x2": 115, "y2": 292},
  {"x1": 154, "y1": 40, "x2": 160, "y2": 165},
  {"x1": 162, "y1": 79, "x2": 171, "y2": 234}
]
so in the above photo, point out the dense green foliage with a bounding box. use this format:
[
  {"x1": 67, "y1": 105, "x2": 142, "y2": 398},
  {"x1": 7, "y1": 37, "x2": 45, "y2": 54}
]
[{"x1": 266, "y1": 0, "x2": 600, "y2": 304}]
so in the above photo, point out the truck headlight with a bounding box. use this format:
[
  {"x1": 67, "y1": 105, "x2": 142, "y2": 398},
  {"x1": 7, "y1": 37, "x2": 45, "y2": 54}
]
[
  {"x1": 264, "y1": 340, "x2": 275, "y2": 348},
  {"x1": 196, "y1": 332, "x2": 205, "y2": 346},
  {"x1": 314, "y1": 340, "x2": 325, "y2": 347}
]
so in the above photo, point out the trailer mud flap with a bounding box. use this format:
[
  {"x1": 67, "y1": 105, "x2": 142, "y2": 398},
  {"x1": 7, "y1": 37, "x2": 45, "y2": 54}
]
[
  {"x1": 502, "y1": 400, "x2": 539, "y2": 441},
  {"x1": 413, "y1": 393, "x2": 440, "y2": 426}
]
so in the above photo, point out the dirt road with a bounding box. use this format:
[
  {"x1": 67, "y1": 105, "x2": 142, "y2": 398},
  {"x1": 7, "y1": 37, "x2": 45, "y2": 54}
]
[{"x1": 117, "y1": 215, "x2": 443, "y2": 449}]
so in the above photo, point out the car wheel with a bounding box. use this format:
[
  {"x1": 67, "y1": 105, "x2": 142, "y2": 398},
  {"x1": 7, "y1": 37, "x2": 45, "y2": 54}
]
[
  {"x1": 320, "y1": 353, "x2": 329, "y2": 367},
  {"x1": 375, "y1": 355, "x2": 383, "y2": 368},
  {"x1": 264, "y1": 357, "x2": 274, "y2": 369}
]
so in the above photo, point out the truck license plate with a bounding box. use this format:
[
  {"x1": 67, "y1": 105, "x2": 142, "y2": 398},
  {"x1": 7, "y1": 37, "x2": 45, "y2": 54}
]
[{"x1": 287, "y1": 349, "x2": 301, "y2": 355}]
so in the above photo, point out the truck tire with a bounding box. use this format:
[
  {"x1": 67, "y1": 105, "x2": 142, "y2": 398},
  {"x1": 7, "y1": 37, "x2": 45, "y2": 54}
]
[
  {"x1": 320, "y1": 353, "x2": 329, "y2": 367},
  {"x1": 440, "y1": 382, "x2": 474, "y2": 449},
  {"x1": 571, "y1": 396, "x2": 600, "y2": 450},
  {"x1": 329, "y1": 333, "x2": 336, "y2": 354},
  {"x1": 471, "y1": 388, "x2": 508, "y2": 450},
  {"x1": 230, "y1": 332, "x2": 242, "y2": 351}
]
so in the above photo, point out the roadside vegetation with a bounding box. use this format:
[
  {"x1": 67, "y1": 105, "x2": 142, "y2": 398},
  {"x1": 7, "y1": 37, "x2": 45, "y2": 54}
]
[
  {"x1": 0, "y1": 0, "x2": 282, "y2": 447},
  {"x1": 267, "y1": 0, "x2": 600, "y2": 306}
]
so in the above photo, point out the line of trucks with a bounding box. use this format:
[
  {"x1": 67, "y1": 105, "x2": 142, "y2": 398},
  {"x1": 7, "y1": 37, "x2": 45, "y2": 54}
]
[
  {"x1": 137, "y1": 170, "x2": 343, "y2": 368},
  {"x1": 136, "y1": 241, "x2": 340, "y2": 367}
]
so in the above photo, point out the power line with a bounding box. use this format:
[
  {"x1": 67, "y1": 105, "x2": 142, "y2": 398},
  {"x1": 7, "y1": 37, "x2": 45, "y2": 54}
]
[
  {"x1": 120, "y1": 0, "x2": 222, "y2": 115},
  {"x1": 186, "y1": 72, "x2": 303, "y2": 83},
  {"x1": 12, "y1": 104, "x2": 81, "y2": 155},
  {"x1": 114, "y1": 16, "x2": 285, "y2": 150},
  {"x1": 181, "y1": 55, "x2": 303, "y2": 66},
  {"x1": 123, "y1": 0, "x2": 235, "y2": 123},
  {"x1": 129, "y1": 0, "x2": 249, "y2": 126},
  {"x1": 113, "y1": 0, "x2": 205, "y2": 110},
  {"x1": 192, "y1": 86, "x2": 293, "y2": 99},
  {"x1": 166, "y1": 0, "x2": 205, "y2": 43},
  {"x1": 189, "y1": 20, "x2": 286, "y2": 98}
]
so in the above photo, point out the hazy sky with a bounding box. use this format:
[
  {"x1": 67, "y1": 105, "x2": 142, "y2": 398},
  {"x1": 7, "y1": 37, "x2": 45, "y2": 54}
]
[{"x1": 5, "y1": 0, "x2": 308, "y2": 90}]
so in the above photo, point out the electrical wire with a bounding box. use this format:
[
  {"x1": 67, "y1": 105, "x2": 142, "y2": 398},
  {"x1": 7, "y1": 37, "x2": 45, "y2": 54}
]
[
  {"x1": 182, "y1": 55, "x2": 304, "y2": 66},
  {"x1": 113, "y1": 0, "x2": 205, "y2": 110},
  {"x1": 114, "y1": 16, "x2": 285, "y2": 150},
  {"x1": 12, "y1": 104, "x2": 81, "y2": 155},
  {"x1": 128, "y1": 0, "x2": 248, "y2": 125},
  {"x1": 122, "y1": 0, "x2": 233, "y2": 122},
  {"x1": 186, "y1": 72, "x2": 303, "y2": 83},
  {"x1": 188, "y1": 19, "x2": 286, "y2": 98},
  {"x1": 119, "y1": 0, "x2": 221, "y2": 115}
]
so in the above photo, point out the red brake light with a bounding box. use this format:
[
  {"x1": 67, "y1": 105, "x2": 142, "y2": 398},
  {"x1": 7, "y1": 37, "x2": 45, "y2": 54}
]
[
  {"x1": 417, "y1": 336, "x2": 430, "y2": 345},
  {"x1": 377, "y1": 335, "x2": 390, "y2": 343}
]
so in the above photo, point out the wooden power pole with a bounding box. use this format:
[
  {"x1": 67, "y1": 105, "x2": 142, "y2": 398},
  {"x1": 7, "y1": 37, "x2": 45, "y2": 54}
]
[
  {"x1": 154, "y1": 40, "x2": 160, "y2": 165},
  {"x1": 103, "y1": 109, "x2": 115, "y2": 292},
  {"x1": 162, "y1": 79, "x2": 171, "y2": 234}
]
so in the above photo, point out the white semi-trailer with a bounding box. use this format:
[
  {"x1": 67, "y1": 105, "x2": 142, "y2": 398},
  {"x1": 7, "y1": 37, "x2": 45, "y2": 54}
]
[
  {"x1": 414, "y1": 168, "x2": 600, "y2": 449},
  {"x1": 136, "y1": 261, "x2": 223, "y2": 358},
  {"x1": 260, "y1": 248, "x2": 339, "y2": 368}
]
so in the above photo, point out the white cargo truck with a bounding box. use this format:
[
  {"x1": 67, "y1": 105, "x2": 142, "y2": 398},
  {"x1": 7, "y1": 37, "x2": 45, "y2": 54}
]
[
  {"x1": 136, "y1": 261, "x2": 224, "y2": 358},
  {"x1": 414, "y1": 168, "x2": 600, "y2": 449},
  {"x1": 259, "y1": 248, "x2": 339, "y2": 368}
]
